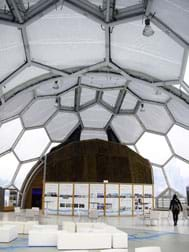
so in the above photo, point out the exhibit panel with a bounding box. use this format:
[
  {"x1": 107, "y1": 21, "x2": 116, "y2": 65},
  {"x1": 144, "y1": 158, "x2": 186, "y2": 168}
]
[
  {"x1": 134, "y1": 184, "x2": 143, "y2": 215},
  {"x1": 120, "y1": 184, "x2": 133, "y2": 216},
  {"x1": 44, "y1": 183, "x2": 58, "y2": 215},
  {"x1": 105, "y1": 184, "x2": 119, "y2": 216},
  {"x1": 89, "y1": 183, "x2": 105, "y2": 216},
  {"x1": 74, "y1": 183, "x2": 89, "y2": 216},
  {"x1": 143, "y1": 185, "x2": 153, "y2": 212},
  {"x1": 59, "y1": 183, "x2": 73, "y2": 215}
]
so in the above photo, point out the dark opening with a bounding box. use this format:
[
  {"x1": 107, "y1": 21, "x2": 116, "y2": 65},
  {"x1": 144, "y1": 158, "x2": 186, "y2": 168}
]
[{"x1": 32, "y1": 188, "x2": 42, "y2": 209}]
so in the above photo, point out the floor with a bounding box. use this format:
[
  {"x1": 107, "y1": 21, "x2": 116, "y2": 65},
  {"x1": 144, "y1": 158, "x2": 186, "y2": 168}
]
[{"x1": 0, "y1": 212, "x2": 189, "y2": 252}]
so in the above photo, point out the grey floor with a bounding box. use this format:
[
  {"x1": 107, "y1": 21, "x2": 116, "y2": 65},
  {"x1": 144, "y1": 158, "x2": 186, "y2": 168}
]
[{"x1": 0, "y1": 212, "x2": 189, "y2": 252}]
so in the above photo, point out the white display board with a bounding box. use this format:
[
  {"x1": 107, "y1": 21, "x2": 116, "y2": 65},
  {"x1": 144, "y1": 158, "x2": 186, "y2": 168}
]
[
  {"x1": 90, "y1": 183, "x2": 104, "y2": 216},
  {"x1": 44, "y1": 183, "x2": 58, "y2": 215},
  {"x1": 144, "y1": 185, "x2": 153, "y2": 212},
  {"x1": 59, "y1": 183, "x2": 73, "y2": 215},
  {"x1": 105, "y1": 184, "x2": 119, "y2": 216},
  {"x1": 74, "y1": 183, "x2": 89, "y2": 216},
  {"x1": 120, "y1": 184, "x2": 133, "y2": 215},
  {"x1": 134, "y1": 185, "x2": 143, "y2": 215}
]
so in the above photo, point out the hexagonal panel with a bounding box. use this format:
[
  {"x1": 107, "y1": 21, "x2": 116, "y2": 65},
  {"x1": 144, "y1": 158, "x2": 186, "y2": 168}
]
[
  {"x1": 152, "y1": 166, "x2": 167, "y2": 196},
  {"x1": 0, "y1": 152, "x2": 19, "y2": 187},
  {"x1": 167, "y1": 99, "x2": 189, "y2": 126},
  {"x1": 60, "y1": 90, "x2": 75, "y2": 107},
  {"x1": 137, "y1": 103, "x2": 173, "y2": 133},
  {"x1": 111, "y1": 115, "x2": 144, "y2": 144},
  {"x1": 14, "y1": 128, "x2": 50, "y2": 161},
  {"x1": 22, "y1": 98, "x2": 57, "y2": 127},
  {"x1": 102, "y1": 90, "x2": 119, "y2": 107},
  {"x1": 0, "y1": 118, "x2": 23, "y2": 154},
  {"x1": 111, "y1": 20, "x2": 184, "y2": 80},
  {"x1": 164, "y1": 157, "x2": 189, "y2": 196},
  {"x1": 80, "y1": 87, "x2": 96, "y2": 106},
  {"x1": 14, "y1": 161, "x2": 37, "y2": 190},
  {"x1": 81, "y1": 129, "x2": 107, "y2": 141},
  {"x1": 27, "y1": 7, "x2": 105, "y2": 69},
  {"x1": 167, "y1": 125, "x2": 189, "y2": 160},
  {"x1": 46, "y1": 112, "x2": 79, "y2": 141},
  {"x1": 80, "y1": 104, "x2": 112, "y2": 128},
  {"x1": 0, "y1": 24, "x2": 25, "y2": 82},
  {"x1": 136, "y1": 132, "x2": 172, "y2": 165},
  {"x1": 121, "y1": 92, "x2": 138, "y2": 110}
]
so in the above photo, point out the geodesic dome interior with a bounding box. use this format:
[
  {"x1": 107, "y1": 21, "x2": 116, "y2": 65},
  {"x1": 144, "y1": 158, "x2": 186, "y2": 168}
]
[{"x1": 0, "y1": 0, "x2": 189, "y2": 199}]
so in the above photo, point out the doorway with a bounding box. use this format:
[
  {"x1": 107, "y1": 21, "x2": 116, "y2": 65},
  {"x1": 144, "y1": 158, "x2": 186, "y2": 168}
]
[{"x1": 32, "y1": 188, "x2": 42, "y2": 209}]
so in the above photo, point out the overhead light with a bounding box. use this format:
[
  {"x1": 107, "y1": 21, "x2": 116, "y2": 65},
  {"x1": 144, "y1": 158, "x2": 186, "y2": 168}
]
[
  {"x1": 53, "y1": 80, "x2": 59, "y2": 90},
  {"x1": 55, "y1": 96, "x2": 60, "y2": 107},
  {"x1": 140, "y1": 103, "x2": 145, "y2": 112},
  {"x1": 143, "y1": 18, "x2": 154, "y2": 37}
]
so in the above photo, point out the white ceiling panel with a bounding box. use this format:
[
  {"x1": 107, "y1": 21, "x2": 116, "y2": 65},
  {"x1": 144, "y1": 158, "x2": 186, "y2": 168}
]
[
  {"x1": 80, "y1": 104, "x2": 112, "y2": 128},
  {"x1": 136, "y1": 132, "x2": 172, "y2": 165},
  {"x1": 23, "y1": 0, "x2": 40, "y2": 8},
  {"x1": 121, "y1": 92, "x2": 138, "y2": 110},
  {"x1": 81, "y1": 129, "x2": 108, "y2": 141},
  {"x1": 167, "y1": 99, "x2": 189, "y2": 126},
  {"x1": 36, "y1": 77, "x2": 77, "y2": 96},
  {"x1": 0, "y1": 24, "x2": 25, "y2": 82},
  {"x1": 14, "y1": 161, "x2": 37, "y2": 190},
  {"x1": 116, "y1": 0, "x2": 142, "y2": 9},
  {"x1": 137, "y1": 103, "x2": 173, "y2": 133},
  {"x1": 0, "y1": 152, "x2": 19, "y2": 187},
  {"x1": 0, "y1": 118, "x2": 23, "y2": 154},
  {"x1": 111, "y1": 115, "x2": 144, "y2": 143},
  {"x1": 129, "y1": 82, "x2": 170, "y2": 103},
  {"x1": 80, "y1": 87, "x2": 96, "y2": 106},
  {"x1": 2, "y1": 66, "x2": 48, "y2": 94},
  {"x1": 46, "y1": 112, "x2": 79, "y2": 141},
  {"x1": 60, "y1": 89, "x2": 75, "y2": 107},
  {"x1": 22, "y1": 97, "x2": 57, "y2": 127},
  {"x1": 102, "y1": 90, "x2": 119, "y2": 107},
  {"x1": 151, "y1": 0, "x2": 189, "y2": 44},
  {"x1": 0, "y1": 91, "x2": 33, "y2": 122},
  {"x1": 14, "y1": 128, "x2": 50, "y2": 161},
  {"x1": 112, "y1": 20, "x2": 184, "y2": 80},
  {"x1": 27, "y1": 7, "x2": 105, "y2": 69},
  {"x1": 184, "y1": 55, "x2": 189, "y2": 85}
]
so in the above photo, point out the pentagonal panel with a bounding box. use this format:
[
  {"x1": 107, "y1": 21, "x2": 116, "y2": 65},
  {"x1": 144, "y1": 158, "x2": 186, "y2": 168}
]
[
  {"x1": 46, "y1": 112, "x2": 79, "y2": 141},
  {"x1": 60, "y1": 90, "x2": 75, "y2": 107},
  {"x1": 102, "y1": 90, "x2": 119, "y2": 107},
  {"x1": 167, "y1": 99, "x2": 189, "y2": 126},
  {"x1": 36, "y1": 77, "x2": 77, "y2": 96},
  {"x1": 121, "y1": 92, "x2": 138, "y2": 110},
  {"x1": 80, "y1": 104, "x2": 112, "y2": 128},
  {"x1": 136, "y1": 132, "x2": 172, "y2": 165},
  {"x1": 167, "y1": 125, "x2": 189, "y2": 160},
  {"x1": 111, "y1": 20, "x2": 184, "y2": 80},
  {"x1": 14, "y1": 161, "x2": 37, "y2": 190},
  {"x1": 152, "y1": 166, "x2": 167, "y2": 196},
  {"x1": 0, "y1": 152, "x2": 19, "y2": 187},
  {"x1": 129, "y1": 82, "x2": 169, "y2": 103},
  {"x1": 80, "y1": 87, "x2": 96, "y2": 106},
  {"x1": 137, "y1": 103, "x2": 173, "y2": 133},
  {"x1": 0, "y1": 24, "x2": 25, "y2": 82},
  {"x1": 164, "y1": 157, "x2": 189, "y2": 196},
  {"x1": 27, "y1": 7, "x2": 105, "y2": 69},
  {"x1": 14, "y1": 128, "x2": 50, "y2": 161},
  {"x1": 81, "y1": 129, "x2": 107, "y2": 141},
  {"x1": 0, "y1": 118, "x2": 23, "y2": 154},
  {"x1": 22, "y1": 98, "x2": 57, "y2": 127},
  {"x1": 0, "y1": 91, "x2": 33, "y2": 122},
  {"x1": 111, "y1": 115, "x2": 144, "y2": 144},
  {"x1": 2, "y1": 66, "x2": 48, "y2": 94}
]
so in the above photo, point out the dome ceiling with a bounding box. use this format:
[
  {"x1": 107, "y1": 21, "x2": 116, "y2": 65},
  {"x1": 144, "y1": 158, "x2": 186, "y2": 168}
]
[{"x1": 0, "y1": 0, "x2": 189, "y2": 198}]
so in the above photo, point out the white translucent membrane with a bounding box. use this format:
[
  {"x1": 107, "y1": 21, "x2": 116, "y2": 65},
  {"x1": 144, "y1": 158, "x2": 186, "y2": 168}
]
[
  {"x1": 14, "y1": 161, "x2": 37, "y2": 190},
  {"x1": 14, "y1": 128, "x2": 50, "y2": 161},
  {"x1": 152, "y1": 166, "x2": 167, "y2": 196},
  {"x1": 0, "y1": 118, "x2": 23, "y2": 154},
  {"x1": 164, "y1": 157, "x2": 189, "y2": 196},
  {"x1": 80, "y1": 129, "x2": 107, "y2": 141},
  {"x1": 168, "y1": 125, "x2": 189, "y2": 161},
  {"x1": 136, "y1": 132, "x2": 172, "y2": 165},
  {"x1": 0, "y1": 152, "x2": 19, "y2": 187}
]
